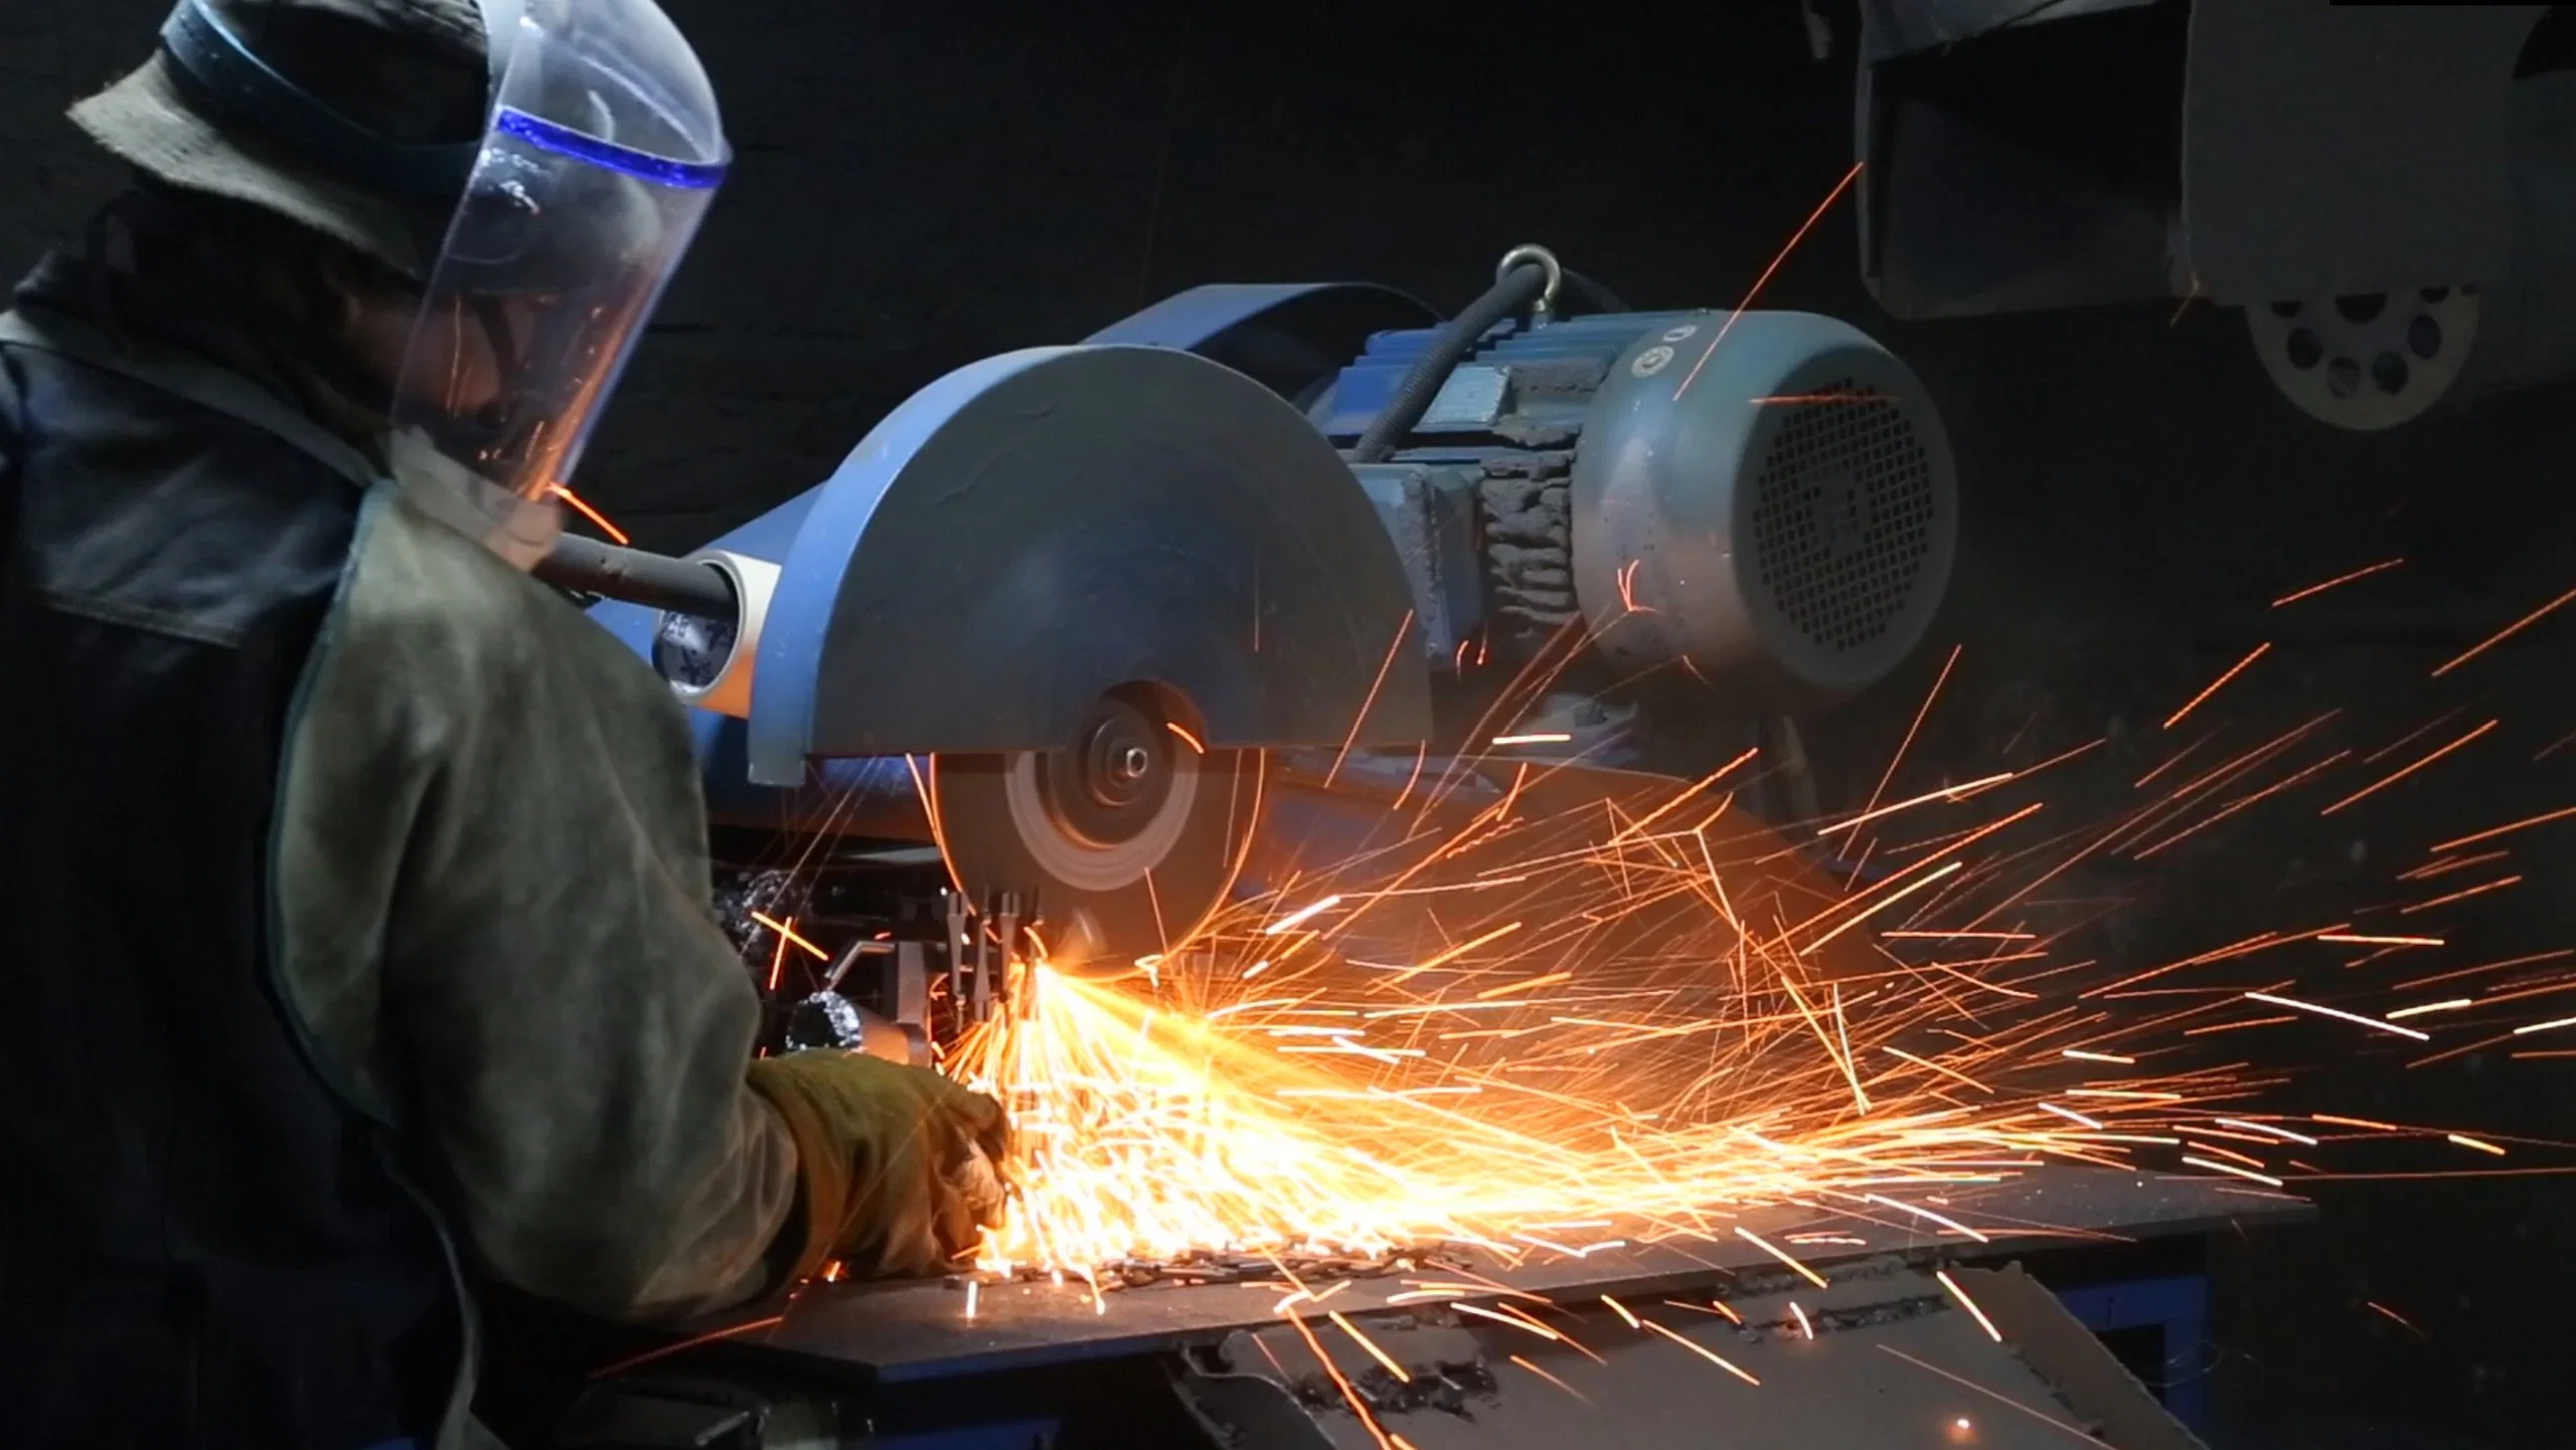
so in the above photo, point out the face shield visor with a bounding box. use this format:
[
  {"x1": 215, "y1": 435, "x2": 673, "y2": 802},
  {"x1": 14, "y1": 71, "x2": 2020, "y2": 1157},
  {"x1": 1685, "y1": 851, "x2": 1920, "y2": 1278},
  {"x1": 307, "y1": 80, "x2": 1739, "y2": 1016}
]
[{"x1": 388, "y1": 0, "x2": 726, "y2": 565}]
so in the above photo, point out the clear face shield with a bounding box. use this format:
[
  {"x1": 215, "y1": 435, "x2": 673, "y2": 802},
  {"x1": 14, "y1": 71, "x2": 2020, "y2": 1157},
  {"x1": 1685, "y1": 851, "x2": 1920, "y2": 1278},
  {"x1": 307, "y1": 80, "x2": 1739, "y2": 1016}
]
[{"x1": 388, "y1": 0, "x2": 726, "y2": 566}]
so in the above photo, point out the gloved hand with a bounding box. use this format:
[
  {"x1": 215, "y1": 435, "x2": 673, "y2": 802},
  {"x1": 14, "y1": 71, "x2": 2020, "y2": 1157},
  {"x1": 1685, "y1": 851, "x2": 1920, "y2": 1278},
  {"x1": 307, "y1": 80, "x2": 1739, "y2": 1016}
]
[{"x1": 746, "y1": 1050, "x2": 1012, "y2": 1283}]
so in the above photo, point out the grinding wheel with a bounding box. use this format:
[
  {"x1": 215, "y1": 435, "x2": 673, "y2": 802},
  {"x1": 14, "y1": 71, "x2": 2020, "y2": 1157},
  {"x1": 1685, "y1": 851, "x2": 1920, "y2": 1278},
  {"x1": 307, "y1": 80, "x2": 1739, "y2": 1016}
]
[{"x1": 931, "y1": 686, "x2": 1267, "y2": 972}]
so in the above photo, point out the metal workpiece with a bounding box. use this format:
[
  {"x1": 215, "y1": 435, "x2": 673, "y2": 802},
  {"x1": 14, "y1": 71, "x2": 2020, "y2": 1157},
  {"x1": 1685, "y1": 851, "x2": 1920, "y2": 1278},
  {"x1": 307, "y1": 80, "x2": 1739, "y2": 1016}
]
[
  {"x1": 596, "y1": 1170, "x2": 2276, "y2": 1448},
  {"x1": 729, "y1": 1168, "x2": 2300, "y2": 1384},
  {"x1": 1195, "y1": 1261, "x2": 2196, "y2": 1450},
  {"x1": 1572, "y1": 312, "x2": 1958, "y2": 704}
]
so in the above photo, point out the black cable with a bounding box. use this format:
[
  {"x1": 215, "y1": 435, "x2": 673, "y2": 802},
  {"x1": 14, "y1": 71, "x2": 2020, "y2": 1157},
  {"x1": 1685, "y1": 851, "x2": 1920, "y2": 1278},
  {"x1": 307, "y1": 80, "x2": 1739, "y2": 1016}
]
[{"x1": 1349, "y1": 262, "x2": 1552, "y2": 464}]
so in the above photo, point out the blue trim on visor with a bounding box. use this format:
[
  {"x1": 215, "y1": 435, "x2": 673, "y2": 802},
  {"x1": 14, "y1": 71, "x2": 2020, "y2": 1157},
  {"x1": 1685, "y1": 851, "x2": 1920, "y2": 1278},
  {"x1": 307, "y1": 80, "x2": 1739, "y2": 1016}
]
[{"x1": 493, "y1": 107, "x2": 726, "y2": 190}]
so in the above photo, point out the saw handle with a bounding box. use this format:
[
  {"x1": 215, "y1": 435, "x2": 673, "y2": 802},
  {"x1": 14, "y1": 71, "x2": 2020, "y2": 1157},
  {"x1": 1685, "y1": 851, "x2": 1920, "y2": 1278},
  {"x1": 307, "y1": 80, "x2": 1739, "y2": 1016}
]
[{"x1": 538, "y1": 534, "x2": 738, "y2": 621}]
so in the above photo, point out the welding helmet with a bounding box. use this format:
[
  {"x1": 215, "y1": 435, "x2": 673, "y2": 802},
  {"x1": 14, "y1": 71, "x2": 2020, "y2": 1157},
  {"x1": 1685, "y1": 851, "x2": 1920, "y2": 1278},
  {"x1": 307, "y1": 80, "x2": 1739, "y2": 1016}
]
[{"x1": 387, "y1": 0, "x2": 728, "y2": 563}]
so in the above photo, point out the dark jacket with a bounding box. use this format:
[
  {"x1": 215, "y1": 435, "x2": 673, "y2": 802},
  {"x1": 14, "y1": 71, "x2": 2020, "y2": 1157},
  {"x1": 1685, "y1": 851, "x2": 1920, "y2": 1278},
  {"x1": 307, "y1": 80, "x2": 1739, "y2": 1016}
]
[{"x1": 0, "y1": 245, "x2": 795, "y2": 1450}]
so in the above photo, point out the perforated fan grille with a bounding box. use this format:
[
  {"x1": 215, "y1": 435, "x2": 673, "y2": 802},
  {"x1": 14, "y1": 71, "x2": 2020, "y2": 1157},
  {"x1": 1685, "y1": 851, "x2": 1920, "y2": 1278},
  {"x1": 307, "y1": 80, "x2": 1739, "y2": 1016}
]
[{"x1": 1748, "y1": 381, "x2": 1938, "y2": 655}]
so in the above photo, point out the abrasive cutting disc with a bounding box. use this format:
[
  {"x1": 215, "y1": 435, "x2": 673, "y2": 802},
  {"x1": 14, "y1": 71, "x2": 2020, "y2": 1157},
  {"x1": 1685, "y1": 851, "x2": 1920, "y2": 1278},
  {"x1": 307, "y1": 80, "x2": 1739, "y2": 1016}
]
[{"x1": 930, "y1": 691, "x2": 1268, "y2": 972}]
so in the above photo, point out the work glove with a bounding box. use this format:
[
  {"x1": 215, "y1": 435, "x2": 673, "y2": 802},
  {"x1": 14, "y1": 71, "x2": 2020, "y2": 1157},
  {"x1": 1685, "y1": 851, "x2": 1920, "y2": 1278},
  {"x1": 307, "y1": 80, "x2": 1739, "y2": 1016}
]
[{"x1": 746, "y1": 1050, "x2": 1012, "y2": 1283}]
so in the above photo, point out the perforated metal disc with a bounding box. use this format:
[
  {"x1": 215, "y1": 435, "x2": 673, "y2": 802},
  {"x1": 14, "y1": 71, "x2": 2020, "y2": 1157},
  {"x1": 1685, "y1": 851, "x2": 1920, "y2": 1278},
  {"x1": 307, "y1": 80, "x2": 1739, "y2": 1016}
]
[
  {"x1": 2247, "y1": 287, "x2": 2478, "y2": 431},
  {"x1": 1743, "y1": 379, "x2": 1948, "y2": 677}
]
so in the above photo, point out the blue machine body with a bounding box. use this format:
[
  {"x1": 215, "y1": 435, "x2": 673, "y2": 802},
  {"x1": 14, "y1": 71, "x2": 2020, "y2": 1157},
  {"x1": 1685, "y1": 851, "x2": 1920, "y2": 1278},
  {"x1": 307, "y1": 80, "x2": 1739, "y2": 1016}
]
[{"x1": 590, "y1": 283, "x2": 1958, "y2": 866}]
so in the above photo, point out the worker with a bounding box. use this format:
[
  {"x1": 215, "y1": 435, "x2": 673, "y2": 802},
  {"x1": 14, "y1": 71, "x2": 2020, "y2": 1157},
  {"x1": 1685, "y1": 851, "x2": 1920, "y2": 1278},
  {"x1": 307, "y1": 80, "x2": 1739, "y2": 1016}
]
[{"x1": 0, "y1": 2, "x2": 1009, "y2": 1446}]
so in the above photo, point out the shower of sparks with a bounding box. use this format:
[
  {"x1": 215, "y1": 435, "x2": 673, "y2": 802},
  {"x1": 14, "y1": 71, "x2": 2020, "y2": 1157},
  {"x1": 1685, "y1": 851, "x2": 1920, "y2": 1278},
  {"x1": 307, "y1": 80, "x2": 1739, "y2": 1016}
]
[
  {"x1": 705, "y1": 568, "x2": 2576, "y2": 1357},
  {"x1": 916, "y1": 680, "x2": 2552, "y2": 1292},
  {"x1": 909, "y1": 681, "x2": 2574, "y2": 1292}
]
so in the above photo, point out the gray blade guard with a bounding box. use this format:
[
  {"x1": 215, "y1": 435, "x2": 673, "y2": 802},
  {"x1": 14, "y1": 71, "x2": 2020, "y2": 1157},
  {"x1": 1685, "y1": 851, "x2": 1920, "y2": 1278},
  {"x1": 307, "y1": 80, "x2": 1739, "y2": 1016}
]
[{"x1": 746, "y1": 344, "x2": 1433, "y2": 786}]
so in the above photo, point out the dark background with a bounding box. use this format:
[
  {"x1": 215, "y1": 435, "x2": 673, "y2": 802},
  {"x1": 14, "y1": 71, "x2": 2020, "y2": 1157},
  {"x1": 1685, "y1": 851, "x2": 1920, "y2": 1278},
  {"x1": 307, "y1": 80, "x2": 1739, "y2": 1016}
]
[{"x1": 8, "y1": 2, "x2": 2575, "y2": 1445}]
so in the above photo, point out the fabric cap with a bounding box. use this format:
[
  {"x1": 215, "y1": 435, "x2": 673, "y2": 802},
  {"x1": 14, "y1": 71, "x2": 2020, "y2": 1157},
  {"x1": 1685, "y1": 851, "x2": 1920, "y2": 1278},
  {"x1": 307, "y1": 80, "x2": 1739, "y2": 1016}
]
[{"x1": 69, "y1": 1, "x2": 490, "y2": 280}]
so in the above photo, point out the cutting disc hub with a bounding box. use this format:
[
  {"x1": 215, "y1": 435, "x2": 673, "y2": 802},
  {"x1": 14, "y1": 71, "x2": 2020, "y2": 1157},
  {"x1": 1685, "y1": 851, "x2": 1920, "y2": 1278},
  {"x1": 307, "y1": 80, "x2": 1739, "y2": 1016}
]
[
  {"x1": 1008, "y1": 690, "x2": 1197, "y2": 890},
  {"x1": 935, "y1": 685, "x2": 1265, "y2": 970}
]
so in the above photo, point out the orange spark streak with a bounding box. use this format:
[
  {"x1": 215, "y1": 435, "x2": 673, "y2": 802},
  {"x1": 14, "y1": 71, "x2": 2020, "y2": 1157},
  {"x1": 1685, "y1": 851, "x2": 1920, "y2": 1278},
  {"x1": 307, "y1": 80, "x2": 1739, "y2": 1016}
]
[
  {"x1": 1453, "y1": 1303, "x2": 1563, "y2": 1341},
  {"x1": 1165, "y1": 721, "x2": 1206, "y2": 753},
  {"x1": 2163, "y1": 644, "x2": 2269, "y2": 729},
  {"x1": 1507, "y1": 1354, "x2": 1594, "y2": 1405},
  {"x1": 1821, "y1": 774, "x2": 2014, "y2": 836},
  {"x1": 1478, "y1": 971, "x2": 1570, "y2": 999},
  {"x1": 2181, "y1": 1155, "x2": 2285, "y2": 1187},
  {"x1": 545, "y1": 482, "x2": 629, "y2": 544},
  {"x1": 2320, "y1": 720, "x2": 2496, "y2": 815},
  {"x1": 1671, "y1": 161, "x2": 1865, "y2": 402},
  {"x1": 2364, "y1": 708, "x2": 2467, "y2": 766},
  {"x1": 1639, "y1": 1318, "x2": 1762, "y2": 1385},
  {"x1": 2136, "y1": 732, "x2": 2215, "y2": 788},
  {"x1": 1861, "y1": 1192, "x2": 1991, "y2": 1242},
  {"x1": 2399, "y1": 948, "x2": 2576, "y2": 991},
  {"x1": 2130, "y1": 750, "x2": 2351, "y2": 861},
  {"x1": 590, "y1": 1314, "x2": 783, "y2": 1379},
  {"x1": 1788, "y1": 1301, "x2": 1815, "y2": 1339},
  {"x1": 2447, "y1": 1133, "x2": 2507, "y2": 1156},
  {"x1": 1284, "y1": 1308, "x2": 1394, "y2": 1450},
  {"x1": 1601, "y1": 1294, "x2": 1640, "y2": 1328},
  {"x1": 1324, "y1": 610, "x2": 1414, "y2": 790},
  {"x1": 1264, "y1": 896, "x2": 1342, "y2": 935},
  {"x1": 2430, "y1": 803, "x2": 2576, "y2": 853},
  {"x1": 2396, "y1": 850, "x2": 2511, "y2": 883},
  {"x1": 2386, "y1": 1000, "x2": 2472, "y2": 1020},
  {"x1": 2185, "y1": 1016, "x2": 2295, "y2": 1036},
  {"x1": 2364, "y1": 1300, "x2": 2428, "y2": 1338},
  {"x1": 2062, "y1": 1050, "x2": 2135, "y2": 1065},
  {"x1": 1329, "y1": 1310, "x2": 1412, "y2": 1382},
  {"x1": 1935, "y1": 1268, "x2": 2002, "y2": 1340},
  {"x1": 1387, "y1": 921, "x2": 1526, "y2": 985},
  {"x1": 2244, "y1": 991, "x2": 2429, "y2": 1041},
  {"x1": 1876, "y1": 1347, "x2": 2104, "y2": 1445},
  {"x1": 1857, "y1": 644, "x2": 1961, "y2": 823},
  {"x1": 1734, "y1": 1226, "x2": 1829, "y2": 1288},
  {"x1": 2398, "y1": 875, "x2": 2521, "y2": 915},
  {"x1": 2432, "y1": 582, "x2": 2576, "y2": 677},
  {"x1": 2272, "y1": 557, "x2": 2403, "y2": 607},
  {"x1": 750, "y1": 911, "x2": 829, "y2": 961},
  {"x1": 2216, "y1": 1118, "x2": 2318, "y2": 1145},
  {"x1": 2318, "y1": 934, "x2": 2443, "y2": 948}
]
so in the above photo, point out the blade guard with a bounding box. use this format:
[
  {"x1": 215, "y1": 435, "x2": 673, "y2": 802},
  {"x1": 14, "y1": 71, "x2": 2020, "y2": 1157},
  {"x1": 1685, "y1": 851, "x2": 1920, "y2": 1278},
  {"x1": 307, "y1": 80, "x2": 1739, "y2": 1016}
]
[{"x1": 745, "y1": 345, "x2": 1433, "y2": 785}]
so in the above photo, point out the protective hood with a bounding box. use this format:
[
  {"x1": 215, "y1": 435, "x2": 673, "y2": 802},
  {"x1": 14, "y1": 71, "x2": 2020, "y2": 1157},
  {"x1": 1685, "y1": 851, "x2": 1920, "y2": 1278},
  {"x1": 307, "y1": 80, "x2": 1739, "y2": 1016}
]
[{"x1": 388, "y1": 0, "x2": 728, "y2": 564}]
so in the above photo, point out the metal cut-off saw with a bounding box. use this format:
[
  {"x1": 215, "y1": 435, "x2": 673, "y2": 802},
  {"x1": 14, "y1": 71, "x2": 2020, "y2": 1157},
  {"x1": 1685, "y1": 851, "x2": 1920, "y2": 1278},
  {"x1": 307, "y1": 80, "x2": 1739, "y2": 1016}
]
[{"x1": 567, "y1": 245, "x2": 1959, "y2": 1048}]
